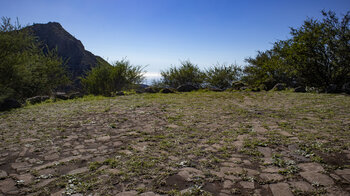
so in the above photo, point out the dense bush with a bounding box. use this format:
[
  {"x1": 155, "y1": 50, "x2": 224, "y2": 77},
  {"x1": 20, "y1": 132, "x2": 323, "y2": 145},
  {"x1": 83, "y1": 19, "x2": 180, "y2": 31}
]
[
  {"x1": 161, "y1": 61, "x2": 205, "y2": 88},
  {"x1": 243, "y1": 11, "x2": 350, "y2": 91},
  {"x1": 205, "y1": 64, "x2": 242, "y2": 89},
  {"x1": 81, "y1": 60, "x2": 144, "y2": 96},
  {"x1": 0, "y1": 17, "x2": 70, "y2": 104}
]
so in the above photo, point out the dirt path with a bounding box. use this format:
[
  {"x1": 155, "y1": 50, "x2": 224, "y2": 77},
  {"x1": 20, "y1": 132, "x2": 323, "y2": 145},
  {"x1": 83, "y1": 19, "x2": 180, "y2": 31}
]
[{"x1": 0, "y1": 92, "x2": 349, "y2": 195}]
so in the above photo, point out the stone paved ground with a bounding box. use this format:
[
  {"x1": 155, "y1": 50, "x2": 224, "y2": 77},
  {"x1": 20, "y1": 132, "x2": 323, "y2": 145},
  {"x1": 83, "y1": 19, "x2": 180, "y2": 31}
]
[{"x1": 0, "y1": 92, "x2": 349, "y2": 195}]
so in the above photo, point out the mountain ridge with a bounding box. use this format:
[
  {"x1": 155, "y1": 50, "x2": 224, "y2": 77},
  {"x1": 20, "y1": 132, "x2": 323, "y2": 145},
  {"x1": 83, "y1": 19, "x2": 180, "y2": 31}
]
[{"x1": 26, "y1": 22, "x2": 108, "y2": 84}]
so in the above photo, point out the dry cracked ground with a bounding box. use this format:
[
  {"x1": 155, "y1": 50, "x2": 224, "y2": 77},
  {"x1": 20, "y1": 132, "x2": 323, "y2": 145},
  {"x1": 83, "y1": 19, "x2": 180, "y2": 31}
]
[{"x1": 0, "y1": 91, "x2": 349, "y2": 196}]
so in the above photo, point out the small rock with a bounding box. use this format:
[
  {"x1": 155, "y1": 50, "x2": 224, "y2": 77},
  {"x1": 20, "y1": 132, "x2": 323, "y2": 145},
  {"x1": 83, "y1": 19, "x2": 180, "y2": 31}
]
[
  {"x1": 144, "y1": 87, "x2": 157, "y2": 93},
  {"x1": 26, "y1": 96, "x2": 50, "y2": 105},
  {"x1": 231, "y1": 81, "x2": 247, "y2": 90},
  {"x1": 272, "y1": 83, "x2": 286, "y2": 91},
  {"x1": 54, "y1": 92, "x2": 69, "y2": 100},
  {"x1": 177, "y1": 84, "x2": 198, "y2": 92},
  {"x1": 160, "y1": 88, "x2": 174, "y2": 93},
  {"x1": 116, "y1": 91, "x2": 125, "y2": 96},
  {"x1": 294, "y1": 86, "x2": 306, "y2": 93}
]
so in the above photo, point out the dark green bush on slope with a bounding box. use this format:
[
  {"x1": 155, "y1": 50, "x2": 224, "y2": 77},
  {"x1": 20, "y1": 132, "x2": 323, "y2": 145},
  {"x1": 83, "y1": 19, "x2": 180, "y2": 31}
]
[
  {"x1": 0, "y1": 17, "x2": 70, "y2": 104},
  {"x1": 81, "y1": 60, "x2": 144, "y2": 96}
]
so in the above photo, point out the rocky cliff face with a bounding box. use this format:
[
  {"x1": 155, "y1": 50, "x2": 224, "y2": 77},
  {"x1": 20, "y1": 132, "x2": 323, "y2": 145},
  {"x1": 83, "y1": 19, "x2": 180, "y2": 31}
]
[{"x1": 27, "y1": 22, "x2": 106, "y2": 83}]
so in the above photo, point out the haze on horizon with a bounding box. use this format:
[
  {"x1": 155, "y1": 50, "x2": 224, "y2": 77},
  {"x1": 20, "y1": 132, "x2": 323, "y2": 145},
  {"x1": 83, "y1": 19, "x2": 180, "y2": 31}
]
[{"x1": 1, "y1": 0, "x2": 349, "y2": 81}]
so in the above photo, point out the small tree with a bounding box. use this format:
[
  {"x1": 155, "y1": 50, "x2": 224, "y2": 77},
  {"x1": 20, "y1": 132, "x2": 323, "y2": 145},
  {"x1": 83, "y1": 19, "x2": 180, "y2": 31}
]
[
  {"x1": 288, "y1": 10, "x2": 350, "y2": 88},
  {"x1": 161, "y1": 61, "x2": 205, "y2": 88},
  {"x1": 243, "y1": 10, "x2": 350, "y2": 90},
  {"x1": 81, "y1": 60, "x2": 144, "y2": 96},
  {"x1": 205, "y1": 64, "x2": 242, "y2": 89}
]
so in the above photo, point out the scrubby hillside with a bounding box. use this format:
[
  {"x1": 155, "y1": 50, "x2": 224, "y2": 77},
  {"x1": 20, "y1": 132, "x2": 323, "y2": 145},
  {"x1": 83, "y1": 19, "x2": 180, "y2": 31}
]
[{"x1": 0, "y1": 91, "x2": 349, "y2": 195}]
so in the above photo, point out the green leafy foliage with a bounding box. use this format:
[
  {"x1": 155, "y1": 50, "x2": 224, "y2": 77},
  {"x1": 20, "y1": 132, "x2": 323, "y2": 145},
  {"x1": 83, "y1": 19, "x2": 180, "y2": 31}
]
[
  {"x1": 161, "y1": 60, "x2": 205, "y2": 88},
  {"x1": 81, "y1": 59, "x2": 144, "y2": 96},
  {"x1": 243, "y1": 10, "x2": 350, "y2": 90},
  {"x1": 205, "y1": 64, "x2": 242, "y2": 89},
  {"x1": 0, "y1": 17, "x2": 70, "y2": 104},
  {"x1": 289, "y1": 10, "x2": 350, "y2": 88}
]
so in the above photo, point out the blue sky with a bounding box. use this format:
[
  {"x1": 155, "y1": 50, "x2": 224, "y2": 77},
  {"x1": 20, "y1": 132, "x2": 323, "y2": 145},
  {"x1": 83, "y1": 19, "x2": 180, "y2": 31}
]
[{"x1": 1, "y1": 0, "x2": 349, "y2": 80}]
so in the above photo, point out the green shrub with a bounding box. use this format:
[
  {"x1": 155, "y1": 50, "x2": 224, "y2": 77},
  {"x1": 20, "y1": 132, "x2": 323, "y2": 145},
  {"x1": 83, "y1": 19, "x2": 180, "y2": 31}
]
[
  {"x1": 81, "y1": 59, "x2": 144, "y2": 96},
  {"x1": 205, "y1": 64, "x2": 242, "y2": 89},
  {"x1": 161, "y1": 60, "x2": 205, "y2": 88}
]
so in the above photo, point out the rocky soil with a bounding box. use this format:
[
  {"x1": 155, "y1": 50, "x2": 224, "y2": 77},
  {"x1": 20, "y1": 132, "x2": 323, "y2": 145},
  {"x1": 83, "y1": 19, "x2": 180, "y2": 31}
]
[{"x1": 0, "y1": 91, "x2": 349, "y2": 195}]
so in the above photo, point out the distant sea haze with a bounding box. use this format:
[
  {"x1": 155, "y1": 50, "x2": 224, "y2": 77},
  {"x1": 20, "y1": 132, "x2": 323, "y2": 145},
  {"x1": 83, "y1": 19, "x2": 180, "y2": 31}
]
[{"x1": 143, "y1": 72, "x2": 161, "y2": 85}]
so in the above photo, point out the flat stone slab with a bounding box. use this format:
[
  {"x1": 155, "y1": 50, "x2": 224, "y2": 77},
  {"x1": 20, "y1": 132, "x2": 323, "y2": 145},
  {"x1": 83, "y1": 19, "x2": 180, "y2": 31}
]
[
  {"x1": 269, "y1": 183, "x2": 293, "y2": 196},
  {"x1": 116, "y1": 191, "x2": 138, "y2": 196},
  {"x1": 220, "y1": 167, "x2": 243, "y2": 175},
  {"x1": 279, "y1": 131, "x2": 293, "y2": 137},
  {"x1": 44, "y1": 153, "x2": 60, "y2": 161},
  {"x1": 33, "y1": 155, "x2": 81, "y2": 170},
  {"x1": 239, "y1": 181, "x2": 255, "y2": 189},
  {"x1": 10, "y1": 162, "x2": 30, "y2": 172},
  {"x1": 289, "y1": 181, "x2": 314, "y2": 192},
  {"x1": 97, "y1": 135, "x2": 111, "y2": 142},
  {"x1": 113, "y1": 141, "x2": 123, "y2": 147},
  {"x1": 260, "y1": 173, "x2": 284, "y2": 182},
  {"x1": 178, "y1": 167, "x2": 204, "y2": 181},
  {"x1": 34, "y1": 178, "x2": 56, "y2": 188},
  {"x1": 139, "y1": 192, "x2": 159, "y2": 196},
  {"x1": 335, "y1": 168, "x2": 350, "y2": 176},
  {"x1": 15, "y1": 173, "x2": 34, "y2": 185},
  {"x1": 0, "y1": 170, "x2": 7, "y2": 179},
  {"x1": 0, "y1": 178, "x2": 18, "y2": 194},
  {"x1": 258, "y1": 147, "x2": 272, "y2": 158},
  {"x1": 300, "y1": 172, "x2": 334, "y2": 186},
  {"x1": 298, "y1": 162, "x2": 324, "y2": 172},
  {"x1": 67, "y1": 167, "x2": 88, "y2": 175},
  {"x1": 223, "y1": 180, "x2": 233, "y2": 189}
]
